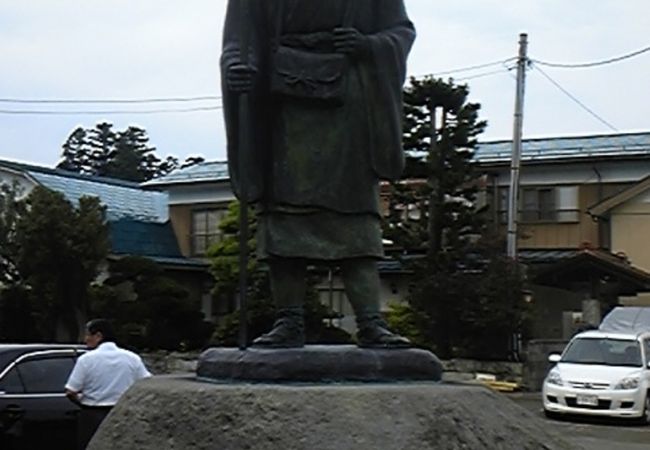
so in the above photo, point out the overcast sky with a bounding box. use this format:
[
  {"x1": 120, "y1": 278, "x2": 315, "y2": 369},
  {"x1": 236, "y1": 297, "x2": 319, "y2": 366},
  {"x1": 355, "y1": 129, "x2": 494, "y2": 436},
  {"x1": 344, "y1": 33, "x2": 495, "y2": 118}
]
[{"x1": 1, "y1": 0, "x2": 649, "y2": 167}]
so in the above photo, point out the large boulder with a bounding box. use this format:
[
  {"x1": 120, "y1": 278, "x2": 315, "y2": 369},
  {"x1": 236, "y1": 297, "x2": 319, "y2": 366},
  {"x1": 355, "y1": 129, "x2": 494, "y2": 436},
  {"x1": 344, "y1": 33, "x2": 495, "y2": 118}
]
[{"x1": 88, "y1": 377, "x2": 577, "y2": 450}]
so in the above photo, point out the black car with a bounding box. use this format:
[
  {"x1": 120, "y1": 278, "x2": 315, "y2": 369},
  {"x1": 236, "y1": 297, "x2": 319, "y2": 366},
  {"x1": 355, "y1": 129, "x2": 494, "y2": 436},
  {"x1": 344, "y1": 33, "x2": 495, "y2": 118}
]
[{"x1": 0, "y1": 344, "x2": 85, "y2": 450}]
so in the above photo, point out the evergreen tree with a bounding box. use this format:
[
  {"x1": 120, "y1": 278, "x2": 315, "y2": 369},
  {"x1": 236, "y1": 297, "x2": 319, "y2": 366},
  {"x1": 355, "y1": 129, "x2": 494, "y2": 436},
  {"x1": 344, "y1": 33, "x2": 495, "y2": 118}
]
[
  {"x1": 384, "y1": 77, "x2": 528, "y2": 359},
  {"x1": 58, "y1": 127, "x2": 93, "y2": 174},
  {"x1": 104, "y1": 126, "x2": 156, "y2": 182},
  {"x1": 0, "y1": 181, "x2": 25, "y2": 285},
  {"x1": 57, "y1": 123, "x2": 201, "y2": 182},
  {"x1": 388, "y1": 76, "x2": 487, "y2": 254},
  {"x1": 13, "y1": 186, "x2": 109, "y2": 341},
  {"x1": 90, "y1": 256, "x2": 214, "y2": 350},
  {"x1": 87, "y1": 121, "x2": 117, "y2": 176}
]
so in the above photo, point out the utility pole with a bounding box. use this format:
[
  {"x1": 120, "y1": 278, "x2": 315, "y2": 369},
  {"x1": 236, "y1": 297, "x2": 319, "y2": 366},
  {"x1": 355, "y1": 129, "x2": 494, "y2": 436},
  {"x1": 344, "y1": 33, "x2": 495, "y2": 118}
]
[{"x1": 506, "y1": 33, "x2": 528, "y2": 260}]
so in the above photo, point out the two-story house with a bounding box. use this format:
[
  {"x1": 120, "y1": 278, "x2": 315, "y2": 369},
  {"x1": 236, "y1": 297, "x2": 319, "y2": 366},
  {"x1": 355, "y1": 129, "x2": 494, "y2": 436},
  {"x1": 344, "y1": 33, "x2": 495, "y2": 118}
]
[{"x1": 475, "y1": 131, "x2": 650, "y2": 338}]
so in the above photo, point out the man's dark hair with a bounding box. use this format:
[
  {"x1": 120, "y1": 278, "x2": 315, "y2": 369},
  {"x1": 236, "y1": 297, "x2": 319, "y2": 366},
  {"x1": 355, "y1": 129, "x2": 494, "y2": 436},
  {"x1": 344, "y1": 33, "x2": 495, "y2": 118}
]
[{"x1": 86, "y1": 318, "x2": 116, "y2": 342}]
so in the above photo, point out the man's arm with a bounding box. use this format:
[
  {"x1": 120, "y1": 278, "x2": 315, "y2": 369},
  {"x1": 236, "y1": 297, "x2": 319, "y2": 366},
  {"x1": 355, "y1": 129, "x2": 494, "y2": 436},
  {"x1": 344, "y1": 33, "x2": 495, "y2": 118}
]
[
  {"x1": 65, "y1": 388, "x2": 83, "y2": 407},
  {"x1": 65, "y1": 357, "x2": 85, "y2": 406}
]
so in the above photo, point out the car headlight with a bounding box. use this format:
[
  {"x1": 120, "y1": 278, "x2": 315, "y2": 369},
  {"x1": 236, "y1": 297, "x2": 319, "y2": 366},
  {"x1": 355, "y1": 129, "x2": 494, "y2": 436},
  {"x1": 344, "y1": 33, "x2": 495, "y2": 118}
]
[
  {"x1": 546, "y1": 370, "x2": 563, "y2": 386},
  {"x1": 614, "y1": 376, "x2": 639, "y2": 390}
]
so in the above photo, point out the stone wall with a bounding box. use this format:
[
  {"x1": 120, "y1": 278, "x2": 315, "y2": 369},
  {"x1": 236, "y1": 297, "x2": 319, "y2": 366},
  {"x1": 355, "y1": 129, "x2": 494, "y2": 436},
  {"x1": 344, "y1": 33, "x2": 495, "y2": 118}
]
[{"x1": 141, "y1": 351, "x2": 200, "y2": 375}]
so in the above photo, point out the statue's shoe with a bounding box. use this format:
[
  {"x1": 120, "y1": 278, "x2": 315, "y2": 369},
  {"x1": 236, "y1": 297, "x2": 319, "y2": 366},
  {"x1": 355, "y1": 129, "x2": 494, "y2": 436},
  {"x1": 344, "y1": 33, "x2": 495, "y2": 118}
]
[
  {"x1": 356, "y1": 323, "x2": 411, "y2": 349},
  {"x1": 252, "y1": 318, "x2": 305, "y2": 348}
]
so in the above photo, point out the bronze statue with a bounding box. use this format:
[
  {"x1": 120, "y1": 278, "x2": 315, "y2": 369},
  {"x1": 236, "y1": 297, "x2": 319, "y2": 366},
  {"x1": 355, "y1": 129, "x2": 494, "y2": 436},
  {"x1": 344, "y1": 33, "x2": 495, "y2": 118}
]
[{"x1": 221, "y1": 0, "x2": 416, "y2": 348}]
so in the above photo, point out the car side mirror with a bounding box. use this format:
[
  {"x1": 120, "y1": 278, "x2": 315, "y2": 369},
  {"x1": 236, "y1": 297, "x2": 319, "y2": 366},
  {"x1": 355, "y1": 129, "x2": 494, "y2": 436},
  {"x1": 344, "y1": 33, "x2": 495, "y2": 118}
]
[{"x1": 548, "y1": 353, "x2": 561, "y2": 363}]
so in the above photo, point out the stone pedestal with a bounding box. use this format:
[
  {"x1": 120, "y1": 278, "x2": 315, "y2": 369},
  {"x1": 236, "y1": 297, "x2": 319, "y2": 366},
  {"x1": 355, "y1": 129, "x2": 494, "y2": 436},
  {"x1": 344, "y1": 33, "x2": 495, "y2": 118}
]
[
  {"x1": 88, "y1": 377, "x2": 575, "y2": 450},
  {"x1": 197, "y1": 345, "x2": 442, "y2": 382}
]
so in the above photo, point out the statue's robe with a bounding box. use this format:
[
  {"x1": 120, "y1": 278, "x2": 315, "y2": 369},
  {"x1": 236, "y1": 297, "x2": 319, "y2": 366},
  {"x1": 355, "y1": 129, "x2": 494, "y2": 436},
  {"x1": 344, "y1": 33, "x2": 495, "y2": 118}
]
[{"x1": 221, "y1": 0, "x2": 415, "y2": 260}]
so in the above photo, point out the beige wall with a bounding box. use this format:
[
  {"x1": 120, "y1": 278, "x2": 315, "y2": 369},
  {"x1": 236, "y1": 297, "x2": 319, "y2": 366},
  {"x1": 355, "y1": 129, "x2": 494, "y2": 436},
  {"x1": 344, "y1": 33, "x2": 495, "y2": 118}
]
[
  {"x1": 169, "y1": 204, "x2": 194, "y2": 257},
  {"x1": 517, "y1": 185, "x2": 602, "y2": 249},
  {"x1": 610, "y1": 192, "x2": 650, "y2": 271}
]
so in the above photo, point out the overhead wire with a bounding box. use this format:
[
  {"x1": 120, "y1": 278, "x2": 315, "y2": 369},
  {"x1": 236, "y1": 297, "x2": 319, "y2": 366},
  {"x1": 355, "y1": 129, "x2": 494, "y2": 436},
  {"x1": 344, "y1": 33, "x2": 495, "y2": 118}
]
[
  {"x1": 532, "y1": 44, "x2": 650, "y2": 68},
  {"x1": 455, "y1": 68, "x2": 511, "y2": 82},
  {"x1": 0, "y1": 105, "x2": 222, "y2": 115},
  {"x1": 530, "y1": 62, "x2": 618, "y2": 132},
  {"x1": 0, "y1": 95, "x2": 221, "y2": 104},
  {"x1": 0, "y1": 44, "x2": 647, "y2": 117},
  {"x1": 413, "y1": 57, "x2": 517, "y2": 79}
]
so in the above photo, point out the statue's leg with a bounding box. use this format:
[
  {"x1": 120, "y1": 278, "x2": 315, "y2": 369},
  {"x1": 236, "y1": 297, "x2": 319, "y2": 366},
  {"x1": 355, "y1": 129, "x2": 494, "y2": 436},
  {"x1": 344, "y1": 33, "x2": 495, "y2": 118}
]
[
  {"x1": 252, "y1": 257, "x2": 306, "y2": 348},
  {"x1": 340, "y1": 258, "x2": 411, "y2": 348}
]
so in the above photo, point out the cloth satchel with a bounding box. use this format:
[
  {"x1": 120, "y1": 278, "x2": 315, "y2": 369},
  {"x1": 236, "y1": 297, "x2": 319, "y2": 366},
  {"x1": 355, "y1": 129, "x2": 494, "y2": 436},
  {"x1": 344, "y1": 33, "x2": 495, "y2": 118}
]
[{"x1": 270, "y1": 2, "x2": 356, "y2": 105}]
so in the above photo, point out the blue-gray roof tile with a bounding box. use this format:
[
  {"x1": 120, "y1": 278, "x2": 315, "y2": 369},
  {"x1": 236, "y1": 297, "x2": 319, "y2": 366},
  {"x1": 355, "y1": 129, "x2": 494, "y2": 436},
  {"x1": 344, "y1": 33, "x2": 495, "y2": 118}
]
[
  {"x1": 475, "y1": 131, "x2": 650, "y2": 164},
  {"x1": 142, "y1": 161, "x2": 229, "y2": 187},
  {"x1": 109, "y1": 219, "x2": 181, "y2": 258},
  {"x1": 29, "y1": 171, "x2": 168, "y2": 223}
]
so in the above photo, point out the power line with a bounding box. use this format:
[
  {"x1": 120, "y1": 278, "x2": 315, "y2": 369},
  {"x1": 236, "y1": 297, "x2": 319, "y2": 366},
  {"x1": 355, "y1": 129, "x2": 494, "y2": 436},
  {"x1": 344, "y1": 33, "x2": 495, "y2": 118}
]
[
  {"x1": 531, "y1": 63, "x2": 618, "y2": 132},
  {"x1": 532, "y1": 44, "x2": 650, "y2": 68},
  {"x1": 456, "y1": 68, "x2": 510, "y2": 82},
  {"x1": 0, "y1": 105, "x2": 222, "y2": 115},
  {"x1": 414, "y1": 57, "x2": 517, "y2": 78},
  {"x1": 0, "y1": 95, "x2": 221, "y2": 104}
]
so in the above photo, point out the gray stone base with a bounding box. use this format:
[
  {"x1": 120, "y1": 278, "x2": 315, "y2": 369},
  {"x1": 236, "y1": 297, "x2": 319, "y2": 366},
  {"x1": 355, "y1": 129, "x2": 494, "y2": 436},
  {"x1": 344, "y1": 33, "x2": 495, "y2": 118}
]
[
  {"x1": 197, "y1": 345, "x2": 442, "y2": 382},
  {"x1": 88, "y1": 377, "x2": 576, "y2": 450}
]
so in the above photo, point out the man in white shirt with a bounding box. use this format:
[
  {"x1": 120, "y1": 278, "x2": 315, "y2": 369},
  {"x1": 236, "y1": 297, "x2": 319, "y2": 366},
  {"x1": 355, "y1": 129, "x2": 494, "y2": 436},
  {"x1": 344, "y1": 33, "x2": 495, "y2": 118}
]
[{"x1": 65, "y1": 319, "x2": 151, "y2": 449}]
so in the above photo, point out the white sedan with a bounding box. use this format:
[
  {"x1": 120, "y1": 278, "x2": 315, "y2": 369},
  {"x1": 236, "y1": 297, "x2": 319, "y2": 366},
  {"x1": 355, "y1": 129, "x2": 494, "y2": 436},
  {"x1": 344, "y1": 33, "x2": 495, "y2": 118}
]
[{"x1": 542, "y1": 330, "x2": 650, "y2": 424}]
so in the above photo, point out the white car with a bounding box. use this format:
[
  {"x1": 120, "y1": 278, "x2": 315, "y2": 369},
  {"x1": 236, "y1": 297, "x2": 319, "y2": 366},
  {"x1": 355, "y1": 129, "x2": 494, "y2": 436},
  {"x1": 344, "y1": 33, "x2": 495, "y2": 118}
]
[{"x1": 542, "y1": 329, "x2": 650, "y2": 423}]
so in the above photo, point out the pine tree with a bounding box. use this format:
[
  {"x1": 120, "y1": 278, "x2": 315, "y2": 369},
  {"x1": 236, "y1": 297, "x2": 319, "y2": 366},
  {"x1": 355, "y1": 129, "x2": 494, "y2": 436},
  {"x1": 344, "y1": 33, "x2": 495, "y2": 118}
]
[
  {"x1": 384, "y1": 77, "x2": 528, "y2": 359},
  {"x1": 57, "y1": 123, "x2": 200, "y2": 182}
]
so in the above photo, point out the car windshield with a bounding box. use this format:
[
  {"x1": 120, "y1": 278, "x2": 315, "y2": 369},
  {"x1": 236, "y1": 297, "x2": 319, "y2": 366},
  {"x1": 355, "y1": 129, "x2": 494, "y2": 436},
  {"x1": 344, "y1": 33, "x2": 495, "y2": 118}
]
[{"x1": 561, "y1": 338, "x2": 642, "y2": 367}]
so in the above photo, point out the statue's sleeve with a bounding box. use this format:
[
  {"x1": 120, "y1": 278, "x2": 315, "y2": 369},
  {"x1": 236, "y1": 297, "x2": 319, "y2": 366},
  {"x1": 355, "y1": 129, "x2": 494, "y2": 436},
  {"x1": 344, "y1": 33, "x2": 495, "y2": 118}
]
[
  {"x1": 363, "y1": 0, "x2": 416, "y2": 180},
  {"x1": 221, "y1": 0, "x2": 267, "y2": 201}
]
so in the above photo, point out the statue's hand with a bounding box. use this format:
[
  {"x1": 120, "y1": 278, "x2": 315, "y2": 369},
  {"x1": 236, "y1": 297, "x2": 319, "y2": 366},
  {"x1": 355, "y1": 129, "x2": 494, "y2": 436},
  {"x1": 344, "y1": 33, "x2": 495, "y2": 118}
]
[
  {"x1": 333, "y1": 27, "x2": 369, "y2": 58},
  {"x1": 227, "y1": 63, "x2": 256, "y2": 93}
]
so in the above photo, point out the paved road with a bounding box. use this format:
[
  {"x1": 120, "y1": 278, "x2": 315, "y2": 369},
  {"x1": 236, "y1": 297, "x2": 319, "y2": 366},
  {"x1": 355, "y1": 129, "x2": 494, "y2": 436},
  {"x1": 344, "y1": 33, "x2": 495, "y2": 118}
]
[{"x1": 506, "y1": 392, "x2": 650, "y2": 450}]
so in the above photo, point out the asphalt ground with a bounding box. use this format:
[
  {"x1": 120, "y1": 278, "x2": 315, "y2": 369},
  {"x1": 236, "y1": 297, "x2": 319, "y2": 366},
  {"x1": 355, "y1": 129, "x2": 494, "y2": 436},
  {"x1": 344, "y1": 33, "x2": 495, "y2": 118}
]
[{"x1": 505, "y1": 392, "x2": 650, "y2": 450}]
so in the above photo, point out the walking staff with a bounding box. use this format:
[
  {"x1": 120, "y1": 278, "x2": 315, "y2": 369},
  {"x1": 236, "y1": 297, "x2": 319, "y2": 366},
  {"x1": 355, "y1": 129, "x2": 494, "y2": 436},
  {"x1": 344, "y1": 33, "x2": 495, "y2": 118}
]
[{"x1": 236, "y1": 0, "x2": 251, "y2": 350}]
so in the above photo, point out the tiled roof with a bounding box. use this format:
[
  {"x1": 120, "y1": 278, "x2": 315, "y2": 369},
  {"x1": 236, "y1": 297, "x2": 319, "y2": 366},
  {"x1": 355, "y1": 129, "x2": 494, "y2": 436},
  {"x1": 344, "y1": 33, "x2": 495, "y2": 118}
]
[
  {"x1": 109, "y1": 219, "x2": 182, "y2": 258},
  {"x1": 0, "y1": 158, "x2": 168, "y2": 223},
  {"x1": 474, "y1": 131, "x2": 650, "y2": 164},
  {"x1": 142, "y1": 161, "x2": 229, "y2": 187}
]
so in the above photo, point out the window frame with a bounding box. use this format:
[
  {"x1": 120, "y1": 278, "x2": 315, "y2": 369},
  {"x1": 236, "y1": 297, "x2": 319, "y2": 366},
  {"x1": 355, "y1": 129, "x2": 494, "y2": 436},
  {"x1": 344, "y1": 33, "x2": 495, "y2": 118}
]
[
  {"x1": 190, "y1": 208, "x2": 227, "y2": 256},
  {"x1": 0, "y1": 349, "x2": 84, "y2": 398},
  {"x1": 497, "y1": 186, "x2": 580, "y2": 224}
]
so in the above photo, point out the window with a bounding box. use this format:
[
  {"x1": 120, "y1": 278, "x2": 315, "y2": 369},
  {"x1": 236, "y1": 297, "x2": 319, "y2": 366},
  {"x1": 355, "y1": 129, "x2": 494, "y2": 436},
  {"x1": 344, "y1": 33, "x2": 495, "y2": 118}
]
[
  {"x1": 522, "y1": 188, "x2": 555, "y2": 221},
  {"x1": 0, "y1": 367, "x2": 25, "y2": 394},
  {"x1": 192, "y1": 209, "x2": 227, "y2": 256},
  {"x1": 17, "y1": 357, "x2": 76, "y2": 393},
  {"x1": 498, "y1": 186, "x2": 579, "y2": 223},
  {"x1": 562, "y1": 338, "x2": 642, "y2": 367}
]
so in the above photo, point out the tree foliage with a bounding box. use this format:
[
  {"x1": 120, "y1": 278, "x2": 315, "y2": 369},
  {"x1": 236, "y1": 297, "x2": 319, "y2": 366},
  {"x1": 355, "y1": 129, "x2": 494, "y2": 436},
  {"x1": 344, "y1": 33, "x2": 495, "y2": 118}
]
[
  {"x1": 57, "y1": 122, "x2": 204, "y2": 182},
  {"x1": 0, "y1": 181, "x2": 25, "y2": 285},
  {"x1": 207, "y1": 202, "x2": 351, "y2": 346},
  {"x1": 0, "y1": 185, "x2": 110, "y2": 341},
  {"x1": 385, "y1": 77, "x2": 528, "y2": 359},
  {"x1": 90, "y1": 256, "x2": 214, "y2": 351}
]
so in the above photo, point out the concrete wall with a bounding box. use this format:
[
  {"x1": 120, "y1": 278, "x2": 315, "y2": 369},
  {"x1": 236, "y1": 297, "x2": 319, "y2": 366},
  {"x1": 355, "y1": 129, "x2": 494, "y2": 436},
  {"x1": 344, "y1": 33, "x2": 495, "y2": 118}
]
[
  {"x1": 528, "y1": 284, "x2": 584, "y2": 339},
  {"x1": 523, "y1": 339, "x2": 569, "y2": 391}
]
